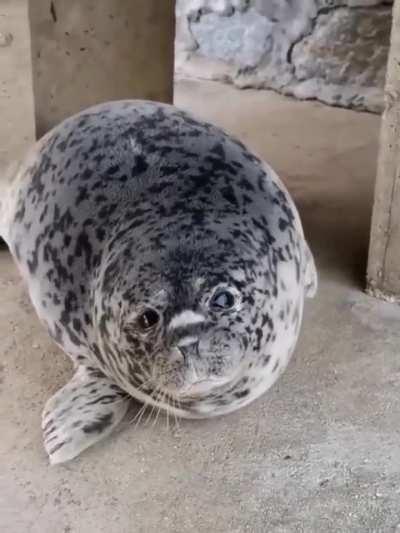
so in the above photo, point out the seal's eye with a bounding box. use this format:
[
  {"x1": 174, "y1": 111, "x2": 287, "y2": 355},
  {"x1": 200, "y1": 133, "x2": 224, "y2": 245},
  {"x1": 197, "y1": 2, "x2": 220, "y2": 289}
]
[
  {"x1": 210, "y1": 289, "x2": 236, "y2": 311},
  {"x1": 138, "y1": 309, "x2": 159, "y2": 331}
]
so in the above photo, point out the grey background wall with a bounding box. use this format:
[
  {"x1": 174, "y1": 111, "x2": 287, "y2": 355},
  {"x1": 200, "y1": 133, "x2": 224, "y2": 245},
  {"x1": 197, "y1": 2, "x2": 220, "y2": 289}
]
[{"x1": 176, "y1": 0, "x2": 393, "y2": 113}]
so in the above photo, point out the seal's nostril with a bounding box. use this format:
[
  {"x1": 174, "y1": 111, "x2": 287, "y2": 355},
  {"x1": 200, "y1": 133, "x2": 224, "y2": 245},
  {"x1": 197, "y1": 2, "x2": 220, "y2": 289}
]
[{"x1": 178, "y1": 340, "x2": 199, "y2": 359}]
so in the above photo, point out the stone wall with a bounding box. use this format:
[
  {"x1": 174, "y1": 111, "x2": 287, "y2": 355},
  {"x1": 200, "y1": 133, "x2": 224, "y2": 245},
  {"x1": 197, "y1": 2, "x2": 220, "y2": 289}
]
[{"x1": 176, "y1": 0, "x2": 393, "y2": 112}]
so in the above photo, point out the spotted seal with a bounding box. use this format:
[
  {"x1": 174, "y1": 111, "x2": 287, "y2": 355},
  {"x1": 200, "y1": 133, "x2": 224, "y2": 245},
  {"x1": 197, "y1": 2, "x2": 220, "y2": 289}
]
[{"x1": 0, "y1": 100, "x2": 317, "y2": 464}]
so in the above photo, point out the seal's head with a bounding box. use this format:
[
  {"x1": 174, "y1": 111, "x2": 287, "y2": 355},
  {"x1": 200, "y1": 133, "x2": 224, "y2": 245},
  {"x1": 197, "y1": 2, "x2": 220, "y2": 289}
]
[{"x1": 94, "y1": 240, "x2": 270, "y2": 415}]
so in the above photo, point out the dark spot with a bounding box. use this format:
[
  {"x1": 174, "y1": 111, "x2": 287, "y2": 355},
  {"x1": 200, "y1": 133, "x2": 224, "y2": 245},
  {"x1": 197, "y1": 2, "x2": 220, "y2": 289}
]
[
  {"x1": 82, "y1": 412, "x2": 113, "y2": 434},
  {"x1": 50, "y1": 1, "x2": 57, "y2": 22},
  {"x1": 254, "y1": 327, "x2": 263, "y2": 351},
  {"x1": 278, "y1": 218, "x2": 289, "y2": 231},
  {"x1": 261, "y1": 354, "x2": 271, "y2": 367},
  {"x1": 72, "y1": 318, "x2": 82, "y2": 332},
  {"x1": 42, "y1": 418, "x2": 54, "y2": 433},
  {"x1": 96, "y1": 227, "x2": 106, "y2": 241},
  {"x1": 107, "y1": 164, "x2": 120, "y2": 175},
  {"x1": 220, "y1": 185, "x2": 239, "y2": 208},
  {"x1": 49, "y1": 441, "x2": 68, "y2": 456},
  {"x1": 132, "y1": 155, "x2": 149, "y2": 175},
  {"x1": 234, "y1": 389, "x2": 250, "y2": 399},
  {"x1": 86, "y1": 394, "x2": 118, "y2": 406},
  {"x1": 14, "y1": 242, "x2": 21, "y2": 260}
]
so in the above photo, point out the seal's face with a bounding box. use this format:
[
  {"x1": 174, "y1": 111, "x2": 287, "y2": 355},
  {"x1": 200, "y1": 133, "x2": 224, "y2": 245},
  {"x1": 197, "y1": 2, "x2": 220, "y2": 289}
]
[
  {"x1": 120, "y1": 277, "x2": 248, "y2": 403},
  {"x1": 93, "y1": 241, "x2": 267, "y2": 414}
]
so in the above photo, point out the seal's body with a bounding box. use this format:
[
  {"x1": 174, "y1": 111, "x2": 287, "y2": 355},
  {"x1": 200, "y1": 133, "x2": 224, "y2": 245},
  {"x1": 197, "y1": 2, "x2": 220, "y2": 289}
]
[{"x1": 1, "y1": 101, "x2": 317, "y2": 463}]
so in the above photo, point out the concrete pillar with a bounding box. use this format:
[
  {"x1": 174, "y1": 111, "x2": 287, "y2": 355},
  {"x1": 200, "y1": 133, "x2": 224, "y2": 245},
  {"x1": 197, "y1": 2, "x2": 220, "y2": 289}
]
[
  {"x1": 28, "y1": 0, "x2": 175, "y2": 137},
  {"x1": 367, "y1": 0, "x2": 400, "y2": 301},
  {"x1": 0, "y1": 1, "x2": 35, "y2": 172}
]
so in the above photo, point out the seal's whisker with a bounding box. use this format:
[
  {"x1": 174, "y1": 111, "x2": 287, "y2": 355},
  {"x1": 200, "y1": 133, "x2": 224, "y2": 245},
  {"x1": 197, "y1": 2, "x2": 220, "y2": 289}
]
[
  {"x1": 152, "y1": 391, "x2": 166, "y2": 428},
  {"x1": 144, "y1": 381, "x2": 165, "y2": 427},
  {"x1": 134, "y1": 375, "x2": 154, "y2": 392},
  {"x1": 166, "y1": 398, "x2": 170, "y2": 432},
  {"x1": 168, "y1": 397, "x2": 180, "y2": 429},
  {"x1": 130, "y1": 402, "x2": 147, "y2": 428},
  {"x1": 173, "y1": 410, "x2": 181, "y2": 431}
]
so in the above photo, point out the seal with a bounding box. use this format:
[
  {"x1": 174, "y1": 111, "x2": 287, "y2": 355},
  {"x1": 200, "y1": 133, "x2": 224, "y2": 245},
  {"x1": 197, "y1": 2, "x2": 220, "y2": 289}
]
[{"x1": 0, "y1": 100, "x2": 317, "y2": 464}]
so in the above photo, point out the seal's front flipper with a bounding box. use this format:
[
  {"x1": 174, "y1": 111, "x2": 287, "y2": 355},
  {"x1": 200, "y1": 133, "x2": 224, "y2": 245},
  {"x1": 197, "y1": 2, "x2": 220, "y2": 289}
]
[{"x1": 42, "y1": 366, "x2": 130, "y2": 465}]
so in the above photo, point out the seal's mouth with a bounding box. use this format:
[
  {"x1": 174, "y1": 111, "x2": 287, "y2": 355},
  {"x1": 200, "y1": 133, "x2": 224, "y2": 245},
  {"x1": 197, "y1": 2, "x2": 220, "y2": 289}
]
[{"x1": 177, "y1": 377, "x2": 230, "y2": 399}]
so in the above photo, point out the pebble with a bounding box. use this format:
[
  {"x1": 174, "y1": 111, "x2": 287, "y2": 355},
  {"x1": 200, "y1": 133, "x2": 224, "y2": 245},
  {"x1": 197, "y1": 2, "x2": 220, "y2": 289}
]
[{"x1": 0, "y1": 32, "x2": 13, "y2": 47}]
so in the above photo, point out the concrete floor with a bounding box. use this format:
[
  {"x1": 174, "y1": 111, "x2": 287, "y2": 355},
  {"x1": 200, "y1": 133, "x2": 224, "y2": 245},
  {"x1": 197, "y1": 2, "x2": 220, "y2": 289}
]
[{"x1": 1, "y1": 57, "x2": 400, "y2": 533}]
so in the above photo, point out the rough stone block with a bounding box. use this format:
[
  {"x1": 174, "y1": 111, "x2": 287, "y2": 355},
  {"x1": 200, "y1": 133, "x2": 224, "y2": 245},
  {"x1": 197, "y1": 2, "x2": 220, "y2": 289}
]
[{"x1": 176, "y1": 0, "x2": 393, "y2": 112}]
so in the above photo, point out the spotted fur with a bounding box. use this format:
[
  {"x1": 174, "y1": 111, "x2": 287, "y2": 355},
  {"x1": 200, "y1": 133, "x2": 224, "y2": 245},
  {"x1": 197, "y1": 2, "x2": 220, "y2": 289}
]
[{"x1": 0, "y1": 100, "x2": 317, "y2": 463}]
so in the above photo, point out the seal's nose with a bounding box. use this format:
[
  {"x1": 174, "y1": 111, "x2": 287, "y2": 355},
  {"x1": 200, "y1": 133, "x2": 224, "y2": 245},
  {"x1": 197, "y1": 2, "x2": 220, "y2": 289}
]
[
  {"x1": 167, "y1": 309, "x2": 204, "y2": 351},
  {"x1": 177, "y1": 337, "x2": 199, "y2": 359},
  {"x1": 167, "y1": 310, "x2": 205, "y2": 341}
]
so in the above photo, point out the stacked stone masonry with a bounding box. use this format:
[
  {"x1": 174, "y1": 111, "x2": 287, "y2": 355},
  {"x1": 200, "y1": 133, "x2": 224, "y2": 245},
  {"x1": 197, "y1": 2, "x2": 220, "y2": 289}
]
[{"x1": 176, "y1": 0, "x2": 393, "y2": 112}]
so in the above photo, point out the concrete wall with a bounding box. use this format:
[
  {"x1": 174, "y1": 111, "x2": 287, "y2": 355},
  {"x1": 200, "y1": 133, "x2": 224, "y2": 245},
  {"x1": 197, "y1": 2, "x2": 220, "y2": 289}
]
[
  {"x1": 0, "y1": 1, "x2": 35, "y2": 171},
  {"x1": 176, "y1": 0, "x2": 393, "y2": 113},
  {"x1": 29, "y1": 0, "x2": 175, "y2": 136}
]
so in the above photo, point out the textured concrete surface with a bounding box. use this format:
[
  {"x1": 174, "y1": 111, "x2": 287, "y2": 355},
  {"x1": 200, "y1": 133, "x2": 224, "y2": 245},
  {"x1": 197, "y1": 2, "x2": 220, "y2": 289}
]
[
  {"x1": 0, "y1": 0, "x2": 34, "y2": 170},
  {"x1": 176, "y1": 0, "x2": 392, "y2": 113},
  {"x1": 29, "y1": 0, "x2": 175, "y2": 136},
  {"x1": 1, "y1": 77, "x2": 400, "y2": 532}
]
